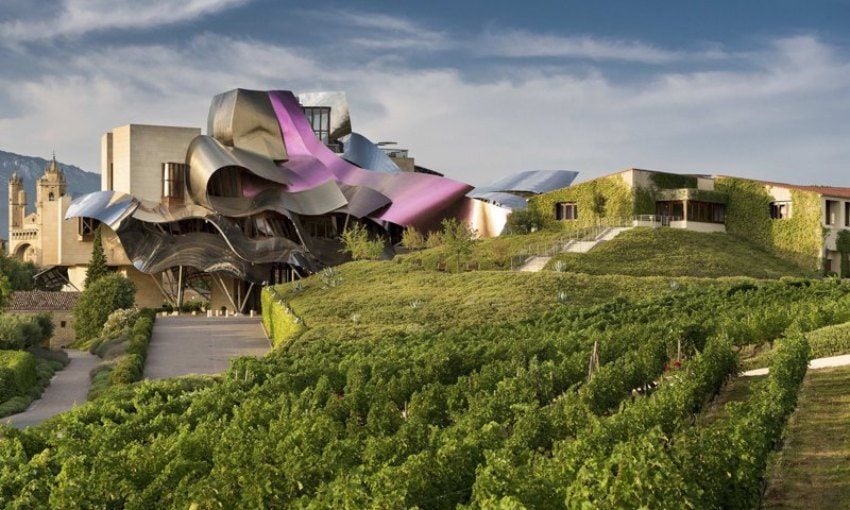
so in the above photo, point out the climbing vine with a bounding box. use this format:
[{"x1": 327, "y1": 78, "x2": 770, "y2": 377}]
[
  {"x1": 529, "y1": 174, "x2": 634, "y2": 230},
  {"x1": 715, "y1": 177, "x2": 823, "y2": 271}
]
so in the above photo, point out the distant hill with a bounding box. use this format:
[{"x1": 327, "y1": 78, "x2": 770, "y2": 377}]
[{"x1": 0, "y1": 150, "x2": 101, "y2": 239}]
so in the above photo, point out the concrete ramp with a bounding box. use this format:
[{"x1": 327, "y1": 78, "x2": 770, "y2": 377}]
[{"x1": 144, "y1": 316, "x2": 270, "y2": 380}]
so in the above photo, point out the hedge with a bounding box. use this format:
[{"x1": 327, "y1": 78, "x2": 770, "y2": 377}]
[{"x1": 261, "y1": 287, "x2": 306, "y2": 347}]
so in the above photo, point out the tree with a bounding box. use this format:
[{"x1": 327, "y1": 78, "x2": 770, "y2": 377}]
[
  {"x1": 84, "y1": 227, "x2": 109, "y2": 288},
  {"x1": 400, "y1": 226, "x2": 426, "y2": 250},
  {"x1": 340, "y1": 223, "x2": 384, "y2": 260},
  {"x1": 73, "y1": 273, "x2": 135, "y2": 344},
  {"x1": 505, "y1": 208, "x2": 544, "y2": 235},
  {"x1": 440, "y1": 218, "x2": 477, "y2": 272},
  {"x1": 0, "y1": 252, "x2": 38, "y2": 291}
]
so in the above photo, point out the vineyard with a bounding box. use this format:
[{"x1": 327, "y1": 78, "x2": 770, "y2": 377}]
[{"x1": 1, "y1": 271, "x2": 848, "y2": 507}]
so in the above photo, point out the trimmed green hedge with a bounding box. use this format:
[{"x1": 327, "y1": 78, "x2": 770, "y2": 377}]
[
  {"x1": 0, "y1": 350, "x2": 36, "y2": 402},
  {"x1": 261, "y1": 287, "x2": 306, "y2": 347},
  {"x1": 88, "y1": 309, "x2": 156, "y2": 399},
  {"x1": 0, "y1": 348, "x2": 68, "y2": 418},
  {"x1": 0, "y1": 314, "x2": 54, "y2": 350}
]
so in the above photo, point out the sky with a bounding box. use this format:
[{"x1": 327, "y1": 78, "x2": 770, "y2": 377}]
[{"x1": 1, "y1": 1, "x2": 849, "y2": 186}]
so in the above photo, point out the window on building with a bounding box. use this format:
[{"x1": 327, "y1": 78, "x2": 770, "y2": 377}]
[
  {"x1": 845, "y1": 202, "x2": 850, "y2": 227},
  {"x1": 554, "y1": 202, "x2": 578, "y2": 220},
  {"x1": 48, "y1": 192, "x2": 55, "y2": 202},
  {"x1": 303, "y1": 106, "x2": 331, "y2": 144},
  {"x1": 826, "y1": 200, "x2": 839, "y2": 225},
  {"x1": 60, "y1": 321, "x2": 66, "y2": 328},
  {"x1": 78, "y1": 217, "x2": 100, "y2": 240},
  {"x1": 107, "y1": 163, "x2": 114, "y2": 191},
  {"x1": 770, "y1": 201, "x2": 791, "y2": 219},
  {"x1": 686, "y1": 201, "x2": 726, "y2": 224}
]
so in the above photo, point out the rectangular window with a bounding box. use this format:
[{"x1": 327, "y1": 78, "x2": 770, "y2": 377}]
[
  {"x1": 845, "y1": 202, "x2": 850, "y2": 227},
  {"x1": 770, "y1": 201, "x2": 791, "y2": 219},
  {"x1": 555, "y1": 202, "x2": 577, "y2": 220},
  {"x1": 685, "y1": 201, "x2": 726, "y2": 224},
  {"x1": 60, "y1": 321, "x2": 66, "y2": 328},
  {"x1": 826, "y1": 200, "x2": 839, "y2": 225},
  {"x1": 303, "y1": 106, "x2": 331, "y2": 144},
  {"x1": 78, "y1": 217, "x2": 100, "y2": 240}
]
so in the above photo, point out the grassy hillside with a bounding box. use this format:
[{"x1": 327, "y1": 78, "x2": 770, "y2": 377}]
[
  {"x1": 545, "y1": 227, "x2": 809, "y2": 278},
  {"x1": 275, "y1": 261, "x2": 737, "y2": 345},
  {"x1": 763, "y1": 365, "x2": 850, "y2": 509}
]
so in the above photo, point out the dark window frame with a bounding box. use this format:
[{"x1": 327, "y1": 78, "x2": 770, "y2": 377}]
[
  {"x1": 303, "y1": 106, "x2": 331, "y2": 145},
  {"x1": 554, "y1": 201, "x2": 578, "y2": 221},
  {"x1": 770, "y1": 201, "x2": 791, "y2": 220}
]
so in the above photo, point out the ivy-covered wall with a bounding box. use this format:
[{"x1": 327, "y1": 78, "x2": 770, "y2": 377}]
[
  {"x1": 715, "y1": 177, "x2": 824, "y2": 271},
  {"x1": 529, "y1": 173, "x2": 635, "y2": 230}
]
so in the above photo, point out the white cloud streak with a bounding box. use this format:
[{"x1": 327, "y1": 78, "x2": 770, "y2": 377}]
[
  {"x1": 0, "y1": 22, "x2": 848, "y2": 188},
  {"x1": 477, "y1": 28, "x2": 728, "y2": 64},
  {"x1": 0, "y1": 0, "x2": 250, "y2": 42}
]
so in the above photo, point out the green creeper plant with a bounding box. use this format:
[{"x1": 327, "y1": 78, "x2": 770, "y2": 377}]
[{"x1": 836, "y1": 229, "x2": 850, "y2": 277}]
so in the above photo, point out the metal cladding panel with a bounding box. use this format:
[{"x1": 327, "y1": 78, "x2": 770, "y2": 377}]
[
  {"x1": 65, "y1": 190, "x2": 139, "y2": 229},
  {"x1": 208, "y1": 88, "x2": 287, "y2": 161},
  {"x1": 298, "y1": 91, "x2": 352, "y2": 140},
  {"x1": 466, "y1": 190, "x2": 529, "y2": 210},
  {"x1": 208, "y1": 179, "x2": 348, "y2": 218},
  {"x1": 267, "y1": 90, "x2": 473, "y2": 228},
  {"x1": 453, "y1": 197, "x2": 512, "y2": 238},
  {"x1": 342, "y1": 132, "x2": 401, "y2": 173},
  {"x1": 131, "y1": 201, "x2": 213, "y2": 224},
  {"x1": 185, "y1": 135, "x2": 288, "y2": 208},
  {"x1": 484, "y1": 170, "x2": 579, "y2": 194},
  {"x1": 336, "y1": 184, "x2": 392, "y2": 218}
]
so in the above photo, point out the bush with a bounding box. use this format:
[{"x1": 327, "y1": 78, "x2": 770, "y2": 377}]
[
  {"x1": 505, "y1": 208, "x2": 545, "y2": 235},
  {"x1": 401, "y1": 227, "x2": 427, "y2": 250},
  {"x1": 340, "y1": 223, "x2": 385, "y2": 260},
  {"x1": 0, "y1": 350, "x2": 37, "y2": 402},
  {"x1": 73, "y1": 274, "x2": 135, "y2": 345},
  {"x1": 0, "y1": 313, "x2": 53, "y2": 350}
]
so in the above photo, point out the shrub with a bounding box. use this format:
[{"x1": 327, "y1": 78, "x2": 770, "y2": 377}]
[
  {"x1": 439, "y1": 218, "x2": 477, "y2": 272},
  {"x1": 340, "y1": 223, "x2": 385, "y2": 260},
  {"x1": 0, "y1": 313, "x2": 53, "y2": 350},
  {"x1": 84, "y1": 227, "x2": 109, "y2": 288},
  {"x1": 400, "y1": 226, "x2": 426, "y2": 250},
  {"x1": 0, "y1": 350, "x2": 37, "y2": 402},
  {"x1": 505, "y1": 208, "x2": 544, "y2": 235},
  {"x1": 73, "y1": 274, "x2": 135, "y2": 345}
]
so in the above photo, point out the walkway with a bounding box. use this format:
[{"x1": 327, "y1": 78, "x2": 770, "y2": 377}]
[
  {"x1": 516, "y1": 227, "x2": 633, "y2": 273},
  {"x1": 144, "y1": 316, "x2": 270, "y2": 380},
  {"x1": 2, "y1": 349, "x2": 98, "y2": 429},
  {"x1": 742, "y1": 353, "x2": 850, "y2": 377}
]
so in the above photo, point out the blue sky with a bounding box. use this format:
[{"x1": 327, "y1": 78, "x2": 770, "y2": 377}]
[{"x1": 1, "y1": 0, "x2": 849, "y2": 185}]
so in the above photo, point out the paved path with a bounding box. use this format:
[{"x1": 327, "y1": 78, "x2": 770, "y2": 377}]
[
  {"x1": 519, "y1": 256, "x2": 552, "y2": 272},
  {"x1": 144, "y1": 316, "x2": 270, "y2": 380},
  {"x1": 742, "y1": 353, "x2": 850, "y2": 377},
  {"x1": 2, "y1": 349, "x2": 98, "y2": 429}
]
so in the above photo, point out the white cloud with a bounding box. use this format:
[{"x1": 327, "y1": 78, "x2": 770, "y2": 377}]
[
  {"x1": 0, "y1": 0, "x2": 250, "y2": 42},
  {"x1": 308, "y1": 10, "x2": 452, "y2": 51},
  {"x1": 476, "y1": 28, "x2": 727, "y2": 64},
  {"x1": 0, "y1": 29, "x2": 849, "y2": 189}
]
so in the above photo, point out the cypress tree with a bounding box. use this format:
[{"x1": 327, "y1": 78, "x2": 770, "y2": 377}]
[{"x1": 84, "y1": 227, "x2": 109, "y2": 288}]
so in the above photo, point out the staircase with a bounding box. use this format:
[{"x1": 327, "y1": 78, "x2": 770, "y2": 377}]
[{"x1": 515, "y1": 227, "x2": 632, "y2": 273}]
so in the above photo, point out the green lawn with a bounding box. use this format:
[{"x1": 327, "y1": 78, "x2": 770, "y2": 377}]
[
  {"x1": 545, "y1": 227, "x2": 809, "y2": 279},
  {"x1": 275, "y1": 261, "x2": 741, "y2": 345},
  {"x1": 762, "y1": 365, "x2": 850, "y2": 509}
]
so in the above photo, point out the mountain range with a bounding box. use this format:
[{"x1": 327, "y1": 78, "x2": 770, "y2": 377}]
[{"x1": 0, "y1": 150, "x2": 101, "y2": 240}]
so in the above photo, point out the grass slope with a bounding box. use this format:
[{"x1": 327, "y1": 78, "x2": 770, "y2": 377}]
[
  {"x1": 763, "y1": 365, "x2": 850, "y2": 509},
  {"x1": 276, "y1": 261, "x2": 739, "y2": 345},
  {"x1": 545, "y1": 228, "x2": 809, "y2": 278}
]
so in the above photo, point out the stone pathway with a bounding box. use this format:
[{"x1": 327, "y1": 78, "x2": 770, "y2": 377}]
[
  {"x1": 518, "y1": 256, "x2": 552, "y2": 272},
  {"x1": 144, "y1": 316, "x2": 270, "y2": 380},
  {"x1": 742, "y1": 353, "x2": 850, "y2": 377},
  {"x1": 2, "y1": 349, "x2": 98, "y2": 429}
]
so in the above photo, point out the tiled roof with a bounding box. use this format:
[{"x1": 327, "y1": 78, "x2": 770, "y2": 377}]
[
  {"x1": 715, "y1": 176, "x2": 850, "y2": 199},
  {"x1": 7, "y1": 291, "x2": 80, "y2": 311}
]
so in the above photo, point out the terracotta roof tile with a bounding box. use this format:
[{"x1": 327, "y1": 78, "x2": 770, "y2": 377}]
[{"x1": 7, "y1": 291, "x2": 80, "y2": 311}]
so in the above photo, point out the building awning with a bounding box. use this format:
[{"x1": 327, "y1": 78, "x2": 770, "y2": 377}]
[{"x1": 33, "y1": 266, "x2": 77, "y2": 291}]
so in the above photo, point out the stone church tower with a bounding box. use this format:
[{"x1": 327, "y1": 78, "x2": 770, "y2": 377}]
[
  {"x1": 8, "y1": 172, "x2": 25, "y2": 231},
  {"x1": 36, "y1": 154, "x2": 67, "y2": 213}
]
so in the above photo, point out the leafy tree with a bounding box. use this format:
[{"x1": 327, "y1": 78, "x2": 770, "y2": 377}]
[
  {"x1": 837, "y1": 229, "x2": 850, "y2": 278},
  {"x1": 400, "y1": 226, "x2": 426, "y2": 250},
  {"x1": 0, "y1": 252, "x2": 37, "y2": 291},
  {"x1": 84, "y1": 228, "x2": 109, "y2": 288},
  {"x1": 340, "y1": 223, "x2": 384, "y2": 260},
  {"x1": 505, "y1": 208, "x2": 544, "y2": 235},
  {"x1": 73, "y1": 273, "x2": 135, "y2": 344},
  {"x1": 440, "y1": 218, "x2": 477, "y2": 272}
]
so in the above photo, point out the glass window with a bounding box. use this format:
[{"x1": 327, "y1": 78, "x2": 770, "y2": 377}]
[
  {"x1": 770, "y1": 201, "x2": 791, "y2": 219},
  {"x1": 303, "y1": 106, "x2": 331, "y2": 144},
  {"x1": 554, "y1": 202, "x2": 578, "y2": 220}
]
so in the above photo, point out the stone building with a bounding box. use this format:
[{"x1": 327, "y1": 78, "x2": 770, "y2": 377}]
[{"x1": 6, "y1": 290, "x2": 80, "y2": 348}]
